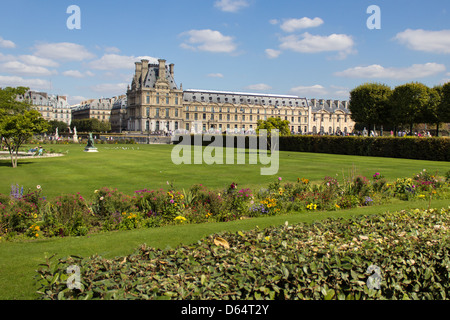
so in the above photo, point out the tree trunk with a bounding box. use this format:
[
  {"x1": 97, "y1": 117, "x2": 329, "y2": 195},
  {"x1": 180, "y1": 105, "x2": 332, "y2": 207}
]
[{"x1": 436, "y1": 122, "x2": 440, "y2": 137}]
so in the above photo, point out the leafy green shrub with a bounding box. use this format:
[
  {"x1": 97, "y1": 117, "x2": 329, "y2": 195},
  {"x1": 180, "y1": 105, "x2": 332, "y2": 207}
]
[
  {"x1": 36, "y1": 206, "x2": 450, "y2": 300},
  {"x1": 279, "y1": 136, "x2": 450, "y2": 161},
  {"x1": 41, "y1": 193, "x2": 93, "y2": 237}
]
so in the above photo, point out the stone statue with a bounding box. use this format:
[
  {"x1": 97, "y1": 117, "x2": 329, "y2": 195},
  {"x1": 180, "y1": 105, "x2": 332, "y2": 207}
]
[{"x1": 73, "y1": 126, "x2": 78, "y2": 143}]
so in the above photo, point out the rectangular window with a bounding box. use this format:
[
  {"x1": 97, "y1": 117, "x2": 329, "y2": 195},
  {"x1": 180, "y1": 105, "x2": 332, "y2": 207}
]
[
  {"x1": 186, "y1": 113, "x2": 189, "y2": 120},
  {"x1": 166, "y1": 108, "x2": 169, "y2": 118},
  {"x1": 175, "y1": 109, "x2": 179, "y2": 117},
  {"x1": 175, "y1": 97, "x2": 178, "y2": 105},
  {"x1": 156, "y1": 108, "x2": 160, "y2": 117}
]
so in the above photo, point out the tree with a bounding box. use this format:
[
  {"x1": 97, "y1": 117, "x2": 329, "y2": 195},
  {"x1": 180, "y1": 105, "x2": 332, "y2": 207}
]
[
  {"x1": 390, "y1": 82, "x2": 430, "y2": 134},
  {"x1": 439, "y1": 82, "x2": 450, "y2": 135},
  {"x1": 256, "y1": 117, "x2": 291, "y2": 136},
  {"x1": 349, "y1": 83, "x2": 392, "y2": 133},
  {"x1": 0, "y1": 87, "x2": 50, "y2": 167},
  {"x1": 71, "y1": 118, "x2": 111, "y2": 133},
  {"x1": 48, "y1": 120, "x2": 70, "y2": 135},
  {"x1": 421, "y1": 85, "x2": 442, "y2": 136}
]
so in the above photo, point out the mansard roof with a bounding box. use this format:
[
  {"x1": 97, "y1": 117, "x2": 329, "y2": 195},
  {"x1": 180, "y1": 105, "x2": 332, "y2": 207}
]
[
  {"x1": 309, "y1": 99, "x2": 351, "y2": 114},
  {"x1": 142, "y1": 64, "x2": 178, "y2": 90},
  {"x1": 183, "y1": 89, "x2": 308, "y2": 107}
]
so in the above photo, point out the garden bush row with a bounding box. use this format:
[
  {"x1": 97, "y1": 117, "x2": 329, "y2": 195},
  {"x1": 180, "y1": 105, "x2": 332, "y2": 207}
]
[
  {"x1": 36, "y1": 205, "x2": 450, "y2": 300},
  {"x1": 1, "y1": 169, "x2": 449, "y2": 241},
  {"x1": 174, "y1": 134, "x2": 450, "y2": 161},
  {"x1": 279, "y1": 136, "x2": 450, "y2": 161}
]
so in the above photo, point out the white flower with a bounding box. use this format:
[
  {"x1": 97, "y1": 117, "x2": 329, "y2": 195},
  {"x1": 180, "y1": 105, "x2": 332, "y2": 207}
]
[
  {"x1": 99, "y1": 197, "x2": 104, "y2": 201},
  {"x1": 36, "y1": 185, "x2": 41, "y2": 189}
]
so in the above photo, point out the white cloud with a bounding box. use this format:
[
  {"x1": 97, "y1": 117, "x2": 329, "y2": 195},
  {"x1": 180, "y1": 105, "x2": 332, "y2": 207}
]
[
  {"x1": 280, "y1": 17, "x2": 324, "y2": 32},
  {"x1": 214, "y1": 0, "x2": 249, "y2": 12},
  {"x1": 244, "y1": 83, "x2": 272, "y2": 91},
  {"x1": 88, "y1": 54, "x2": 158, "y2": 70},
  {"x1": 290, "y1": 85, "x2": 327, "y2": 97},
  {"x1": 180, "y1": 29, "x2": 237, "y2": 53},
  {"x1": 33, "y1": 42, "x2": 95, "y2": 61},
  {"x1": 90, "y1": 82, "x2": 128, "y2": 95},
  {"x1": 62, "y1": 70, "x2": 95, "y2": 78},
  {"x1": 207, "y1": 73, "x2": 224, "y2": 78},
  {"x1": 18, "y1": 55, "x2": 59, "y2": 67},
  {"x1": 0, "y1": 36, "x2": 16, "y2": 48},
  {"x1": 0, "y1": 75, "x2": 51, "y2": 90},
  {"x1": 67, "y1": 95, "x2": 87, "y2": 105},
  {"x1": 265, "y1": 48, "x2": 281, "y2": 59},
  {"x1": 0, "y1": 61, "x2": 57, "y2": 77},
  {"x1": 269, "y1": 19, "x2": 279, "y2": 25},
  {"x1": 394, "y1": 29, "x2": 450, "y2": 54},
  {"x1": 280, "y1": 32, "x2": 355, "y2": 57},
  {"x1": 334, "y1": 62, "x2": 446, "y2": 80}
]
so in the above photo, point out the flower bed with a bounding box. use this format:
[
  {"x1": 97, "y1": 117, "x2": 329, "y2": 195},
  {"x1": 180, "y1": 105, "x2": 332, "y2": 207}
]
[
  {"x1": 1, "y1": 170, "x2": 449, "y2": 241},
  {"x1": 36, "y1": 206, "x2": 450, "y2": 300}
]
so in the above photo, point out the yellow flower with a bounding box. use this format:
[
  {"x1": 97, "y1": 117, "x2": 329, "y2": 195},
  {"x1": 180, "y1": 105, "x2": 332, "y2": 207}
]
[
  {"x1": 335, "y1": 204, "x2": 340, "y2": 209},
  {"x1": 35, "y1": 233, "x2": 39, "y2": 237},
  {"x1": 174, "y1": 216, "x2": 187, "y2": 222},
  {"x1": 265, "y1": 236, "x2": 271, "y2": 241},
  {"x1": 33, "y1": 214, "x2": 38, "y2": 219}
]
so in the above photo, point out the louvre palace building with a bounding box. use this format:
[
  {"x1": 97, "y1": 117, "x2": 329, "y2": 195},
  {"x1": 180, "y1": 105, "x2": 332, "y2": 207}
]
[{"x1": 126, "y1": 58, "x2": 355, "y2": 135}]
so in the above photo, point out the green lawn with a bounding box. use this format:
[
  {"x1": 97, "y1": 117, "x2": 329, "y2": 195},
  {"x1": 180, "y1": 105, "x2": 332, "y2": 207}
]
[
  {"x1": 1, "y1": 197, "x2": 449, "y2": 300},
  {"x1": 1, "y1": 143, "x2": 449, "y2": 300},
  {"x1": 1, "y1": 143, "x2": 449, "y2": 200}
]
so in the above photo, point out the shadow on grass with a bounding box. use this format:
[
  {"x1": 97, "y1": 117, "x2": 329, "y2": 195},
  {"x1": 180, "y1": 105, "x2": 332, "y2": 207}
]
[{"x1": 0, "y1": 160, "x2": 35, "y2": 167}]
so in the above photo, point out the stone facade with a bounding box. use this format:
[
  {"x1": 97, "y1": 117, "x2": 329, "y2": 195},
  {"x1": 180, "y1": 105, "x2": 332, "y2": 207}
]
[
  {"x1": 125, "y1": 58, "x2": 355, "y2": 135},
  {"x1": 71, "y1": 97, "x2": 122, "y2": 123},
  {"x1": 16, "y1": 91, "x2": 72, "y2": 125}
]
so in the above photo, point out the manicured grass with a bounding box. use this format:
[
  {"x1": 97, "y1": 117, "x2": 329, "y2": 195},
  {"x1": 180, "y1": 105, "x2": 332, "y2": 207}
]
[
  {"x1": 1, "y1": 143, "x2": 449, "y2": 300},
  {"x1": 0, "y1": 143, "x2": 448, "y2": 201},
  {"x1": 0, "y1": 197, "x2": 448, "y2": 300}
]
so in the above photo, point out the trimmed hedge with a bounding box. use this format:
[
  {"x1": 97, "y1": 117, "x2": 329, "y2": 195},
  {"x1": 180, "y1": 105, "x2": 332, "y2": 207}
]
[
  {"x1": 36, "y1": 206, "x2": 450, "y2": 300},
  {"x1": 172, "y1": 134, "x2": 450, "y2": 161},
  {"x1": 279, "y1": 136, "x2": 450, "y2": 161}
]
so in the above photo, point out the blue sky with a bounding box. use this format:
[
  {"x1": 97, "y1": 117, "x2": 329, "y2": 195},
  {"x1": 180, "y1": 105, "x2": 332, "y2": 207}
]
[{"x1": 0, "y1": 0, "x2": 449, "y2": 105}]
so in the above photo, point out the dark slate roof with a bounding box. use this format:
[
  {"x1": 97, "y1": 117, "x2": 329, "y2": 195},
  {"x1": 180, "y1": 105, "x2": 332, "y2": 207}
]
[
  {"x1": 183, "y1": 89, "x2": 308, "y2": 108},
  {"x1": 143, "y1": 64, "x2": 178, "y2": 90}
]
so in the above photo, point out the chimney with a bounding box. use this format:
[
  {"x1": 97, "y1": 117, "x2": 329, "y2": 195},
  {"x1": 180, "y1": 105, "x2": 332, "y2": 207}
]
[
  {"x1": 135, "y1": 62, "x2": 142, "y2": 86},
  {"x1": 169, "y1": 63, "x2": 174, "y2": 78},
  {"x1": 158, "y1": 59, "x2": 166, "y2": 80},
  {"x1": 141, "y1": 59, "x2": 149, "y2": 81}
]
